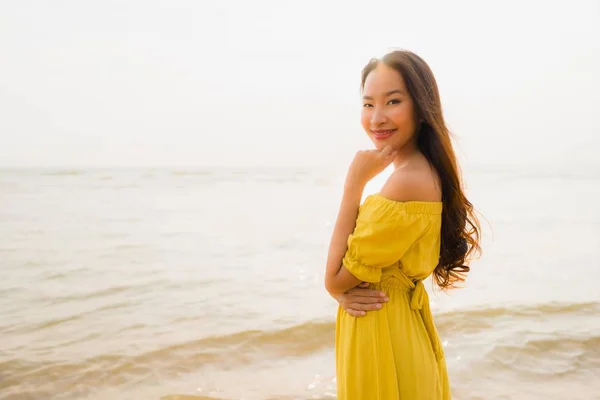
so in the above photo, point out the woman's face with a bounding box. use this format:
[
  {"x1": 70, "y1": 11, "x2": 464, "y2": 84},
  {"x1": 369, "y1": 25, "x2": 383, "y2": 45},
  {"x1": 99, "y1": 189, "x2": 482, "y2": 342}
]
[{"x1": 361, "y1": 63, "x2": 420, "y2": 151}]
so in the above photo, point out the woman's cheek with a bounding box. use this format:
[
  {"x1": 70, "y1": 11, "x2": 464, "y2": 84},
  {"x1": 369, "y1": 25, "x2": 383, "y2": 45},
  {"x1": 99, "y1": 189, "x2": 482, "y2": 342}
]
[{"x1": 361, "y1": 111, "x2": 371, "y2": 131}]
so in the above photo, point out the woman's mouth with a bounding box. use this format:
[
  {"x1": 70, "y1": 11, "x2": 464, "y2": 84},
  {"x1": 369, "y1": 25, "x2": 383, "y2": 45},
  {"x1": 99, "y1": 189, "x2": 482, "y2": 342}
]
[{"x1": 372, "y1": 129, "x2": 396, "y2": 140}]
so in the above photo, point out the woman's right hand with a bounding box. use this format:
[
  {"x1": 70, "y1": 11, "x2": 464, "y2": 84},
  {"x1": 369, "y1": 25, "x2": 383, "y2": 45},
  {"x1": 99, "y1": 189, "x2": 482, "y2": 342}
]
[
  {"x1": 345, "y1": 146, "x2": 397, "y2": 189},
  {"x1": 332, "y1": 282, "x2": 389, "y2": 317}
]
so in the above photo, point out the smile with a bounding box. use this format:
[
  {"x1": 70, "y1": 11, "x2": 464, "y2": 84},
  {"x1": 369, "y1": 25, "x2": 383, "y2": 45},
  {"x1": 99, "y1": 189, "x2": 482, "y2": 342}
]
[{"x1": 372, "y1": 129, "x2": 396, "y2": 140}]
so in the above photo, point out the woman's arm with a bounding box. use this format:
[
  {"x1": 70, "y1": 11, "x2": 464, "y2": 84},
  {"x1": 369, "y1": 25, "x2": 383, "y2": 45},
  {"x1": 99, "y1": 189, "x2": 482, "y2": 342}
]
[
  {"x1": 324, "y1": 184, "x2": 365, "y2": 295},
  {"x1": 324, "y1": 146, "x2": 396, "y2": 295}
]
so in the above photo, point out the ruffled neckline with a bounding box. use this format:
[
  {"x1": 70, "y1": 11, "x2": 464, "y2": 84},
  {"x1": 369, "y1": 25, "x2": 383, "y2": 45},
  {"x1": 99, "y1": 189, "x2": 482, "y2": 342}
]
[{"x1": 363, "y1": 193, "x2": 443, "y2": 215}]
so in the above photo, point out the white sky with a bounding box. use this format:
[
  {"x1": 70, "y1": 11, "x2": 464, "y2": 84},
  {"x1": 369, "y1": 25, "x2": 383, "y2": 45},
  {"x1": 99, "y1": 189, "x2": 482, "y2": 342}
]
[{"x1": 0, "y1": 0, "x2": 599, "y2": 167}]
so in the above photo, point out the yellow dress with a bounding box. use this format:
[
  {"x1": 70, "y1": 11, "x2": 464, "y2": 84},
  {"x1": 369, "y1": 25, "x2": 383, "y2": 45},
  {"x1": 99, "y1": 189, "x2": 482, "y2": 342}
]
[{"x1": 336, "y1": 194, "x2": 450, "y2": 400}]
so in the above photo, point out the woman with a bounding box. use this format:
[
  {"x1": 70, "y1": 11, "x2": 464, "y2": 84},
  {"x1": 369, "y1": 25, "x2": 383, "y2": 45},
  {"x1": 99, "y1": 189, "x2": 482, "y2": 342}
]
[{"x1": 324, "y1": 50, "x2": 481, "y2": 399}]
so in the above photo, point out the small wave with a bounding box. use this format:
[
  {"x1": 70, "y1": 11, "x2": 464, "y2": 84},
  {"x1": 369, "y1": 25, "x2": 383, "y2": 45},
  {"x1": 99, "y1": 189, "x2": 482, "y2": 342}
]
[
  {"x1": 36, "y1": 285, "x2": 132, "y2": 304},
  {"x1": 161, "y1": 396, "x2": 224, "y2": 400},
  {"x1": 117, "y1": 184, "x2": 141, "y2": 189},
  {"x1": 0, "y1": 286, "x2": 24, "y2": 296},
  {"x1": 21, "y1": 260, "x2": 43, "y2": 268},
  {"x1": 32, "y1": 331, "x2": 107, "y2": 354},
  {"x1": 167, "y1": 167, "x2": 326, "y2": 185},
  {"x1": 36, "y1": 265, "x2": 93, "y2": 282},
  {"x1": 31, "y1": 301, "x2": 133, "y2": 332},
  {"x1": 1, "y1": 321, "x2": 335, "y2": 394},
  {"x1": 487, "y1": 334, "x2": 600, "y2": 376},
  {"x1": 35, "y1": 314, "x2": 83, "y2": 330},
  {"x1": 42, "y1": 170, "x2": 81, "y2": 176},
  {"x1": 98, "y1": 217, "x2": 143, "y2": 223},
  {"x1": 171, "y1": 170, "x2": 212, "y2": 177},
  {"x1": 434, "y1": 301, "x2": 600, "y2": 335},
  {"x1": 41, "y1": 271, "x2": 70, "y2": 280},
  {"x1": 112, "y1": 243, "x2": 147, "y2": 250},
  {"x1": 524, "y1": 335, "x2": 600, "y2": 354},
  {"x1": 436, "y1": 300, "x2": 600, "y2": 321}
]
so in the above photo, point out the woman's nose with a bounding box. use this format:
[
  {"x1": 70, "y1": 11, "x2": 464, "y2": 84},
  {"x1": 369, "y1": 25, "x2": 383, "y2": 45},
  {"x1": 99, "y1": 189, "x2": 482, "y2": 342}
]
[{"x1": 370, "y1": 109, "x2": 388, "y2": 126}]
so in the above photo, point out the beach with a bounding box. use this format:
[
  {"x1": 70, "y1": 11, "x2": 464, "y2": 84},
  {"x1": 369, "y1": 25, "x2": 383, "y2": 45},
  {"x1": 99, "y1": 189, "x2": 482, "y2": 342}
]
[{"x1": 1, "y1": 165, "x2": 599, "y2": 399}]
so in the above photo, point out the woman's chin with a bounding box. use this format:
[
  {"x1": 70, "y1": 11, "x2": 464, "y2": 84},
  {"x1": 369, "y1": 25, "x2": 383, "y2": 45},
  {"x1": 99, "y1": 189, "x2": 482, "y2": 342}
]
[
  {"x1": 372, "y1": 141, "x2": 393, "y2": 151},
  {"x1": 370, "y1": 141, "x2": 386, "y2": 150}
]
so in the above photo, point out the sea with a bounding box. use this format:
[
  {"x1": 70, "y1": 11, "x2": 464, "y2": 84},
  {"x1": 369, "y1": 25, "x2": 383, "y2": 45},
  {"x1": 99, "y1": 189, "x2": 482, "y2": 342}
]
[{"x1": 1, "y1": 164, "x2": 599, "y2": 400}]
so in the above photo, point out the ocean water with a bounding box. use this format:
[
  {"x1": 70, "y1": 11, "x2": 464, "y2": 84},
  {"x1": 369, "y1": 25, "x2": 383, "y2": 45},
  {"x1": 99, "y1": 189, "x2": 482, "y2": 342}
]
[{"x1": 0, "y1": 165, "x2": 599, "y2": 400}]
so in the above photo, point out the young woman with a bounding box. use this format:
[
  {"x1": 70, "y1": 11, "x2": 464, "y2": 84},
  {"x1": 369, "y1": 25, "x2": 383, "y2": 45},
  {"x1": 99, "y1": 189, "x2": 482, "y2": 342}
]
[{"x1": 325, "y1": 50, "x2": 481, "y2": 399}]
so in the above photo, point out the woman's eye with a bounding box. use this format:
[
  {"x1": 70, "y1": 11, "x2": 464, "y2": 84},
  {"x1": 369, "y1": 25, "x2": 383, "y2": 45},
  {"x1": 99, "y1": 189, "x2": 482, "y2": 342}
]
[
  {"x1": 388, "y1": 99, "x2": 401, "y2": 105},
  {"x1": 363, "y1": 103, "x2": 373, "y2": 108}
]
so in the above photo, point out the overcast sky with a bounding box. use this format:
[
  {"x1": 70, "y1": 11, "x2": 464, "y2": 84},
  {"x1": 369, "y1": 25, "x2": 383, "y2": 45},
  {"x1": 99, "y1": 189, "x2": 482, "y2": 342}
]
[{"x1": 0, "y1": 0, "x2": 598, "y2": 168}]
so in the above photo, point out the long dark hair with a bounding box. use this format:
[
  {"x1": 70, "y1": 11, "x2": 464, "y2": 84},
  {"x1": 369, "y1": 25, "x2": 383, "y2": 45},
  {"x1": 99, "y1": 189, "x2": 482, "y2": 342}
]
[{"x1": 361, "y1": 50, "x2": 482, "y2": 290}]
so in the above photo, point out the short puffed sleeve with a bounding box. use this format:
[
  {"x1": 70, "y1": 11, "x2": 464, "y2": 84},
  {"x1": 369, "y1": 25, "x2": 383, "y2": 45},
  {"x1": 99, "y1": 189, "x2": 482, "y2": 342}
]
[{"x1": 341, "y1": 194, "x2": 441, "y2": 283}]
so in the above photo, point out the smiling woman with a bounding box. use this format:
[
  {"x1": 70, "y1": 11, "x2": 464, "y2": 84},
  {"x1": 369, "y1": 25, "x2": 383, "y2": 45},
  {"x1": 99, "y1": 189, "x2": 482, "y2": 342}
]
[
  {"x1": 324, "y1": 50, "x2": 481, "y2": 400},
  {"x1": 362, "y1": 84, "x2": 419, "y2": 146}
]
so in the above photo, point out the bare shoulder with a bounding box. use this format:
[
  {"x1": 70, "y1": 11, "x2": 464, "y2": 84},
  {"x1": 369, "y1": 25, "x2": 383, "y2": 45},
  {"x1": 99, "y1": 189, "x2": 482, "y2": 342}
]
[{"x1": 379, "y1": 159, "x2": 442, "y2": 202}]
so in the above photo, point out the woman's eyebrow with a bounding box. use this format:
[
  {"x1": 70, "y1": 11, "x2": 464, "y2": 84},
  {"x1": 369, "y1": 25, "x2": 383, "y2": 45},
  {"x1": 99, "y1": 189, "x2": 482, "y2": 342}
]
[{"x1": 362, "y1": 89, "x2": 405, "y2": 100}]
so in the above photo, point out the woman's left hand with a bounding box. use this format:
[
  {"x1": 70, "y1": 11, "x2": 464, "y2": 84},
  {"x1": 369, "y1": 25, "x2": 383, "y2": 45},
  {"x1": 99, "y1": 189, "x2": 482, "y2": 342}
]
[{"x1": 331, "y1": 282, "x2": 389, "y2": 317}]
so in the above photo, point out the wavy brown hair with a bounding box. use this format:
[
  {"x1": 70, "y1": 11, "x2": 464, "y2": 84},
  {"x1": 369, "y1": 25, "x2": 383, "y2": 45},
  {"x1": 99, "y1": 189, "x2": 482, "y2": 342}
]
[{"x1": 361, "y1": 50, "x2": 482, "y2": 290}]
